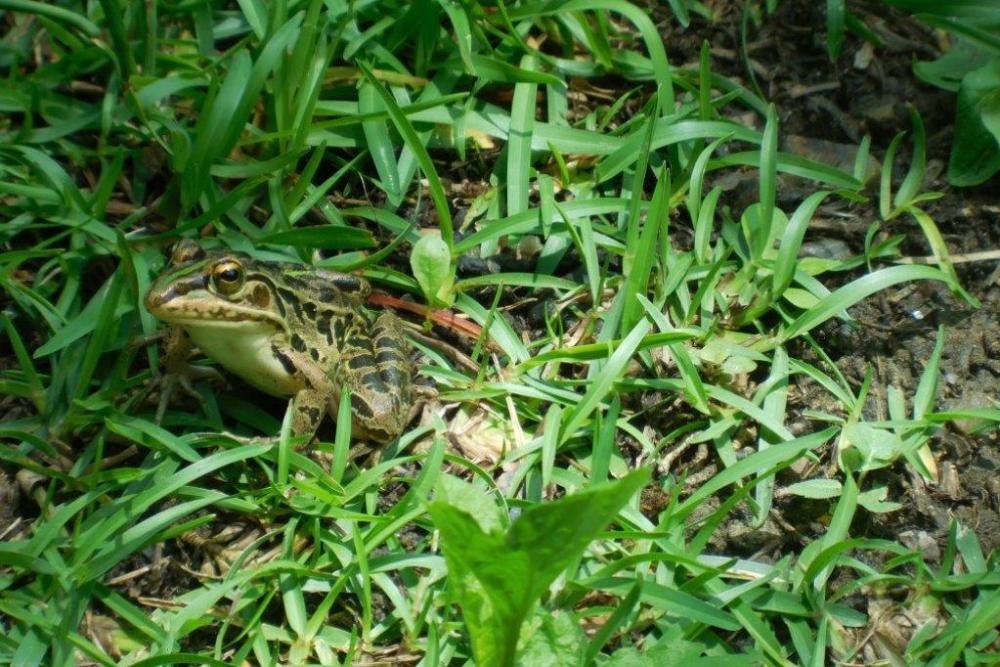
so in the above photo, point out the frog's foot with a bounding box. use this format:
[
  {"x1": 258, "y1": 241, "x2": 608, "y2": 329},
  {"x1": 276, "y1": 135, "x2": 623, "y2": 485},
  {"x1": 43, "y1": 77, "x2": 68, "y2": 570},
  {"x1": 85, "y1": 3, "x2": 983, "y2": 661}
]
[
  {"x1": 153, "y1": 363, "x2": 226, "y2": 424},
  {"x1": 405, "y1": 382, "x2": 439, "y2": 427},
  {"x1": 412, "y1": 383, "x2": 438, "y2": 401}
]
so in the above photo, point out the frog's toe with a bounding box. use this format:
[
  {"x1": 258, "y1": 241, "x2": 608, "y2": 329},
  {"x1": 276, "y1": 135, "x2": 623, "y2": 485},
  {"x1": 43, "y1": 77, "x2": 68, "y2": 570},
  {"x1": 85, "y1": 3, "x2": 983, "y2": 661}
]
[
  {"x1": 411, "y1": 383, "x2": 438, "y2": 400},
  {"x1": 153, "y1": 363, "x2": 226, "y2": 424}
]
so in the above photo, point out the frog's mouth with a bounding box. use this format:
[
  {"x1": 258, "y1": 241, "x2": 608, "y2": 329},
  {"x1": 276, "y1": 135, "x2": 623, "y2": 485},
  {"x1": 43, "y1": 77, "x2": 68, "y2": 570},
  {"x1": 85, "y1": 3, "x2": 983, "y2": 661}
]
[{"x1": 145, "y1": 288, "x2": 284, "y2": 331}]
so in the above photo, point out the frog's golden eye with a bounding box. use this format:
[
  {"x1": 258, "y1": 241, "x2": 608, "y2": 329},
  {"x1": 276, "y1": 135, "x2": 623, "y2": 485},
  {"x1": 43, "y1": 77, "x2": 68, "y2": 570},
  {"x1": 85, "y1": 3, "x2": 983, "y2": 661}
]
[{"x1": 212, "y1": 261, "x2": 244, "y2": 294}]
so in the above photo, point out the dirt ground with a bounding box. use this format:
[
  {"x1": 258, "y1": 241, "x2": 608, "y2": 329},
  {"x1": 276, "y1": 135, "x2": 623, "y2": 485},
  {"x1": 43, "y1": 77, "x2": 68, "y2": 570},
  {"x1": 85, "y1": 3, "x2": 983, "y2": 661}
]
[{"x1": 654, "y1": 0, "x2": 1000, "y2": 559}]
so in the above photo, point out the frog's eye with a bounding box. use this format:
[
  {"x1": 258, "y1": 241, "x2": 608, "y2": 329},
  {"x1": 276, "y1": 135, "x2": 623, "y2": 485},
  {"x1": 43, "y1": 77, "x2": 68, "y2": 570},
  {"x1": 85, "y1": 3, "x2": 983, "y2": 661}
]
[{"x1": 212, "y1": 261, "x2": 244, "y2": 294}]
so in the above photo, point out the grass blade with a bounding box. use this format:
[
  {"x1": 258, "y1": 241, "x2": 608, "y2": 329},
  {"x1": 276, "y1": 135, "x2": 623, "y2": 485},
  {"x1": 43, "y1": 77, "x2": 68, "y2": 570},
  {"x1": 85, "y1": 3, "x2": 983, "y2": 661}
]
[{"x1": 780, "y1": 265, "x2": 952, "y2": 342}]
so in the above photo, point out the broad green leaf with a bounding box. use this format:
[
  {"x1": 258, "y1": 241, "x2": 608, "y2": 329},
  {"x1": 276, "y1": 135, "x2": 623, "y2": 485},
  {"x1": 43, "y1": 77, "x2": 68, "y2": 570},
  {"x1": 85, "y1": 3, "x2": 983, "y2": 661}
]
[
  {"x1": 948, "y1": 60, "x2": 1000, "y2": 186},
  {"x1": 785, "y1": 479, "x2": 843, "y2": 499},
  {"x1": 410, "y1": 231, "x2": 454, "y2": 307},
  {"x1": 429, "y1": 469, "x2": 649, "y2": 667},
  {"x1": 517, "y1": 609, "x2": 584, "y2": 665}
]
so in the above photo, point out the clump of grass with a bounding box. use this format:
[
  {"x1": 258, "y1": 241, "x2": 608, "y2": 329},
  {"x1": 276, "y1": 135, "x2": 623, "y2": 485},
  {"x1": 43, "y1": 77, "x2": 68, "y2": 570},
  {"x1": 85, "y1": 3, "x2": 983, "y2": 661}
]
[{"x1": 0, "y1": 1, "x2": 997, "y2": 665}]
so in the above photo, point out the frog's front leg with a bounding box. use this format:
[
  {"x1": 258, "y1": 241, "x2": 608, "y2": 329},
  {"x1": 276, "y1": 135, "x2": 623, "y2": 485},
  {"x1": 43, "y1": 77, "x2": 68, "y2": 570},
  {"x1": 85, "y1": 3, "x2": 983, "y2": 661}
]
[
  {"x1": 267, "y1": 343, "x2": 336, "y2": 441},
  {"x1": 342, "y1": 312, "x2": 413, "y2": 444},
  {"x1": 155, "y1": 327, "x2": 226, "y2": 424}
]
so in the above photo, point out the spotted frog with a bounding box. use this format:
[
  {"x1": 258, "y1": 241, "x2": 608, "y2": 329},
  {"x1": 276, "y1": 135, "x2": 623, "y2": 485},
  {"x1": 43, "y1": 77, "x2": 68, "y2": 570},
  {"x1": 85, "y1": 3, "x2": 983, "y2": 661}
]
[{"x1": 144, "y1": 240, "x2": 413, "y2": 443}]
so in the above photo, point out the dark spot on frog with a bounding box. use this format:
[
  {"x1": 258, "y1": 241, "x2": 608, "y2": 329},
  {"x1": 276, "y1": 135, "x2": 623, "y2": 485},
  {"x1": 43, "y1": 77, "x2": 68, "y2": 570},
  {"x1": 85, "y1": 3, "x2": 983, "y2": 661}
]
[
  {"x1": 156, "y1": 273, "x2": 209, "y2": 305},
  {"x1": 379, "y1": 365, "x2": 404, "y2": 385},
  {"x1": 271, "y1": 345, "x2": 297, "y2": 376},
  {"x1": 376, "y1": 349, "x2": 403, "y2": 365},
  {"x1": 303, "y1": 302, "x2": 317, "y2": 320},
  {"x1": 348, "y1": 354, "x2": 376, "y2": 370},
  {"x1": 277, "y1": 287, "x2": 303, "y2": 319},
  {"x1": 247, "y1": 273, "x2": 286, "y2": 317},
  {"x1": 346, "y1": 336, "x2": 369, "y2": 351},
  {"x1": 333, "y1": 317, "x2": 349, "y2": 346},
  {"x1": 317, "y1": 314, "x2": 332, "y2": 343},
  {"x1": 359, "y1": 371, "x2": 388, "y2": 391},
  {"x1": 375, "y1": 336, "x2": 405, "y2": 352},
  {"x1": 368, "y1": 427, "x2": 391, "y2": 442},
  {"x1": 299, "y1": 404, "x2": 322, "y2": 426},
  {"x1": 352, "y1": 398, "x2": 374, "y2": 419},
  {"x1": 283, "y1": 275, "x2": 309, "y2": 290},
  {"x1": 332, "y1": 275, "x2": 363, "y2": 293},
  {"x1": 291, "y1": 334, "x2": 307, "y2": 352},
  {"x1": 170, "y1": 239, "x2": 205, "y2": 265},
  {"x1": 310, "y1": 348, "x2": 320, "y2": 361}
]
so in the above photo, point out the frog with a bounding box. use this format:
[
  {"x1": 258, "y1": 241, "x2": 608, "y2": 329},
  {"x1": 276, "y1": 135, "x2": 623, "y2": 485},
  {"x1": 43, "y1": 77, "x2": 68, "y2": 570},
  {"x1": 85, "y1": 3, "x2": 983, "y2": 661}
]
[{"x1": 144, "y1": 240, "x2": 413, "y2": 443}]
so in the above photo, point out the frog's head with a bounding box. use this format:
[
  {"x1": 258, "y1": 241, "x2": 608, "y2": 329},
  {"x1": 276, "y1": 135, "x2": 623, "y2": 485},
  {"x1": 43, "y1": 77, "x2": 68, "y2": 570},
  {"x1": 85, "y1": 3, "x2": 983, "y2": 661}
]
[{"x1": 144, "y1": 240, "x2": 285, "y2": 331}]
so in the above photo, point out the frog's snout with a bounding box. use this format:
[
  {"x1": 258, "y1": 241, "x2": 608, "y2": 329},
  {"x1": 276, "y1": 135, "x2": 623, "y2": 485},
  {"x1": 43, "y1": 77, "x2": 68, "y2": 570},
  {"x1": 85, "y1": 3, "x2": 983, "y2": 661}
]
[
  {"x1": 145, "y1": 281, "x2": 183, "y2": 315},
  {"x1": 144, "y1": 288, "x2": 165, "y2": 311}
]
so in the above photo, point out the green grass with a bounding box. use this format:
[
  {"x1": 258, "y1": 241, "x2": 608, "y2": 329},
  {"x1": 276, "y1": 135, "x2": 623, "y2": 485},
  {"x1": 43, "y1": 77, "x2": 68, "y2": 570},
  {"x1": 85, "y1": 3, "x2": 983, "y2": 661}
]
[{"x1": 1, "y1": 1, "x2": 998, "y2": 665}]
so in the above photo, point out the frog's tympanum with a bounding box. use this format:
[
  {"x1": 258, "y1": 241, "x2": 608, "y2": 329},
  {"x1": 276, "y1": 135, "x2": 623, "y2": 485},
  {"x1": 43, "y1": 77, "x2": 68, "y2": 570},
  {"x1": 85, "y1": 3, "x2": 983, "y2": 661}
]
[{"x1": 145, "y1": 240, "x2": 413, "y2": 443}]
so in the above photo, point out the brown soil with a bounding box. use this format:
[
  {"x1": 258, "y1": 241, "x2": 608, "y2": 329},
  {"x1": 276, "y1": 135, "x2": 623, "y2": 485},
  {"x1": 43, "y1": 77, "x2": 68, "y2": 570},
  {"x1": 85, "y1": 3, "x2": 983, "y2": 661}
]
[{"x1": 655, "y1": 0, "x2": 1000, "y2": 564}]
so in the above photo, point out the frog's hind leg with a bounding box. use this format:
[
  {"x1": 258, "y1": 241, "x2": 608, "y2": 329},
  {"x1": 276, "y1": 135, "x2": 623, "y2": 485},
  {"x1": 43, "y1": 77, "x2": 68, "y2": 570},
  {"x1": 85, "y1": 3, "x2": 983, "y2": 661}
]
[
  {"x1": 371, "y1": 312, "x2": 413, "y2": 395},
  {"x1": 268, "y1": 343, "x2": 337, "y2": 442},
  {"x1": 341, "y1": 312, "x2": 413, "y2": 443},
  {"x1": 291, "y1": 388, "x2": 329, "y2": 441}
]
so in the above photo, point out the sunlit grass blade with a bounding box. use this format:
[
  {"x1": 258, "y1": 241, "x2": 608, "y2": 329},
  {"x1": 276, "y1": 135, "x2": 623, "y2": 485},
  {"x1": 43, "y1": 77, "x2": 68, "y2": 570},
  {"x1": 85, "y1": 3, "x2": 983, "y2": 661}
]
[
  {"x1": 506, "y1": 54, "x2": 538, "y2": 217},
  {"x1": 879, "y1": 131, "x2": 905, "y2": 219},
  {"x1": 332, "y1": 386, "x2": 353, "y2": 483},
  {"x1": 598, "y1": 119, "x2": 760, "y2": 183},
  {"x1": 508, "y1": 1, "x2": 674, "y2": 110},
  {"x1": 0, "y1": 312, "x2": 46, "y2": 414},
  {"x1": 259, "y1": 226, "x2": 376, "y2": 250},
  {"x1": 181, "y1": 51, "x2": 252, "y2": 211},
  {"x1": 673, "y1": 427, "x2": 836, "y2": 522},
  {"x1": 894, "y1": 107, "x2": 926, "y2": 208},
  {"x1": 710, "y1": 150, "x2": 862, "y2": 190},
  {"x1": 560, "y1": 317, "x2": 652, "y2": 444},
  {"x1": 687, "y1": 134, "x2": 731, "y2": 231},
  {"x1": 753, "y1": 346, "x2": 789, "y2": 526},
  {"x1": 693, "y1": 185, "x2": 723, "y2": 265},
  {"x1": 773, "y1": 191, "x2": 833, "y2": 298},
  {"x1": 622, "y1": 93, "x2": 658, "y2": 250},
  {"x1": 638, "y1": 294, "x2": 710, "y2": 414},
  {"x1": 289, "y1": 32, "x2": 330, "y2": 155},
  {"x1": 454, "y1": 197, "x2": 635, "y2": 253},
  {"x1": 755, "y1": 104, "x2": 778, "y2": 260},
  {"x1": 358, "y1": 61, "x2": 454, "y2": 250},
  {"x1": 541, "y1": 404, "x2": 561, "y2": 492},
  {"x1": 780, "y1": 265, "x2": 952, "y2": 342},
  {"x1": 360, "y1": 80, "x2": 403, "y2": 206},
  {"x1": 796, "y1": 481, "x2": 861, "y2": 596},
  {"x1": 620, "y1": 166, "x2": 668, "y2": 334},
  {"x1": 906, "y1": 207, "x2": 979, "y2": 306}
]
